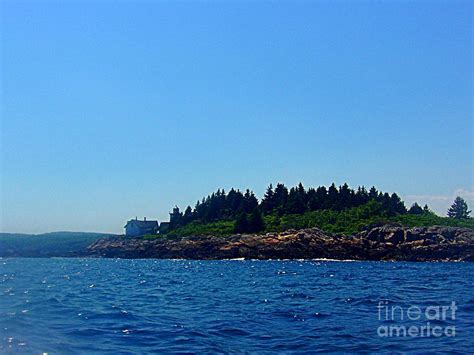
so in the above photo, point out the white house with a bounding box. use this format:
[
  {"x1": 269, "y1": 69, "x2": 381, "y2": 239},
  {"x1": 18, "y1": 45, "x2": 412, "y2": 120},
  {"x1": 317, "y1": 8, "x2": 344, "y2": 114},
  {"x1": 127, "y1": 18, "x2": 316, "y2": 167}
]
[{"x1": 124, "y1": 217, "x2": 159, "y2": 237}]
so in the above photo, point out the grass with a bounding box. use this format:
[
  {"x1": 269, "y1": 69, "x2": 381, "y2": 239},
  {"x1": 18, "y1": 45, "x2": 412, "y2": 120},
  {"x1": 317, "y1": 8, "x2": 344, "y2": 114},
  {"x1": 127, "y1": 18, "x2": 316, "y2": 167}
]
[{"x1": 157, "y1": 220, "x2": 235, "y2": 238}]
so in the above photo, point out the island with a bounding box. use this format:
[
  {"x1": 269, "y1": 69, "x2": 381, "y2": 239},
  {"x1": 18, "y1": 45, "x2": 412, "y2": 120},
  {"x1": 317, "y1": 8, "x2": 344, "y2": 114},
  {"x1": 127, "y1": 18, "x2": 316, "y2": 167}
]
[{"x1": 2, "y1": 183, "x2": 472, "y2": 261}]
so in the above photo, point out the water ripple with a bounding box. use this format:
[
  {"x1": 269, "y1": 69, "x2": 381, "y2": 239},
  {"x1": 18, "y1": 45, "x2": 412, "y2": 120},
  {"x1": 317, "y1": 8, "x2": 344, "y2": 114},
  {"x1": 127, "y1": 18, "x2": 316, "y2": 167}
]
[{"x1": 0, "y1": 258, "x2": 473, "y2": 353}]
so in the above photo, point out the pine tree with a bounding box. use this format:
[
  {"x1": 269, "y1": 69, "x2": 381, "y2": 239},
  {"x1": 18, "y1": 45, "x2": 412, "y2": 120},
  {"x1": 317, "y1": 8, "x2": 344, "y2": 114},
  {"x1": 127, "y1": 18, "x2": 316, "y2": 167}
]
[
  {"x1": 315, "y1": 186, "x2": 328, "y2": 210},
  {"x1": 226, "y1": 188, "x2": 244, "y2": 216},
  {"x1": 338, "y1": 183, "x2": 353, "y2": 210},
  {"x1": 355, "y1": 186, "x2": 369, "y2": 206},
  {"x1": 243, "y1": 189, "x2": 258, "y2": 213},
  {"x1": 183, "y1": 206, "x2": 193, "y2": 224},
  {"x1": 389, "y1": 193, "x2": 406, "y2": 215},
  {"x1": 234, "y1": 213, "x2": 249, "y2": 233},
  {"x1": 286, "y1": 187, "x2": 305, "y2": 214},
  {"x1": 447, "y1": 197, "x2": 471, "y2": 219},
  {"x1": 408, "y1": 202, "x2": 423, "y2": 215},
  {"x1": 307, "y1": 188, "x2": 318, "y2": 211},
  {"x1": 261, "y1": 184, "x2": 275, "y2": 214},
  {"x1": 327, "y1": 183, "x2": 340, "y2": 210},
  {"x1": 297, "y1": 182, "x2": 308, "y2": 209},
  {"x1": 248, "y1": 209, "x2": 265, "y2": 233},
  {"x1": 194, "y1": 200, "x2": 202, "y2": 220},
  {"x1": 273, "y1": 183, "x2": 289, "y2": 215},
  {"x1": 368, "y1": 186, "x2": 378, "y2": 200},
  {"x1": 379, "y1": 193, "x2": 392, "y2": 215}
]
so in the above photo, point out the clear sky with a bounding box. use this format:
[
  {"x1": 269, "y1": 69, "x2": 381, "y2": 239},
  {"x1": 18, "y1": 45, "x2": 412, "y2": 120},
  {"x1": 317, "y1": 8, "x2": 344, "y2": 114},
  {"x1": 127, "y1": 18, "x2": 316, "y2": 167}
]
[{"x1": 1, "y1": 1, "x2": 472, "y2": 234}]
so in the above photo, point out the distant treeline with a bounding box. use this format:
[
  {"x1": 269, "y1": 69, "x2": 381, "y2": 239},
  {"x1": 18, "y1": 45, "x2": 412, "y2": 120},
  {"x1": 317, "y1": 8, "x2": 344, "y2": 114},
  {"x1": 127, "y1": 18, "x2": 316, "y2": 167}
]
[
  {"x1": 0, "y1": 232, "x2": 114, "y2": 257},
  {"x1": 167, "y1": 183, "x2": 429, "y2": 234}
]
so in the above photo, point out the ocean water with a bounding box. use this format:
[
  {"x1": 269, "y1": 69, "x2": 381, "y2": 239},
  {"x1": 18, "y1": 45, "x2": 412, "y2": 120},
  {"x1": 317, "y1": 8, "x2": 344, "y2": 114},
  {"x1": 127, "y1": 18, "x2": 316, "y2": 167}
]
[{"x1": 1, "y1": 258, "x2": 473, "y2": 353}]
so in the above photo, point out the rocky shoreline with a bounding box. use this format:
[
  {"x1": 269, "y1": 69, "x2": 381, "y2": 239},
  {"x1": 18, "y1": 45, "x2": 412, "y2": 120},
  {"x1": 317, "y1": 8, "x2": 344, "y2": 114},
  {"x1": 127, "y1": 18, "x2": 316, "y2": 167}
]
[{"x1": 87, "y1": 225, "x2": 474, "y2": 261}]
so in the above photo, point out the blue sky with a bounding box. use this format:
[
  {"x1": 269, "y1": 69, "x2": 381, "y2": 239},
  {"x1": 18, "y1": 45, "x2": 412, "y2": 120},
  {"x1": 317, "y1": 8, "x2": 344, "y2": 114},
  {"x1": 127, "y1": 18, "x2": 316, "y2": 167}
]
[{"x1": 1, "y1": 1, "x2": 472, "y2": 234}]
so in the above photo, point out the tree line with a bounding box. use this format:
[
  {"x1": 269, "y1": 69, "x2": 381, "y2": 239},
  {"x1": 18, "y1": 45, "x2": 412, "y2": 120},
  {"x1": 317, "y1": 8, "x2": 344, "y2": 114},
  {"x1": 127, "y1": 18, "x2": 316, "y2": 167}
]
[{"x1": 167, "y1": 183, "x2": 436, "y2": 233}]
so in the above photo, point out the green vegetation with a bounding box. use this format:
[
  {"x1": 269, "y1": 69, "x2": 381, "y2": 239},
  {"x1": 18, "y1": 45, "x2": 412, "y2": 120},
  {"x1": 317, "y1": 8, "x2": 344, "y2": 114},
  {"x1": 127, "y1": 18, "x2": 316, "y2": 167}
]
[
  {"x1": 165, "y1": 201, "x2": 473, "y2": 237},
  {"x1": 393, "y1": 213, "x2": 474, "y2": 229},
  {"x1": 269, "y1": 206, "x2": 474, "y2": 235},
  {"x1": 263, "y1": 201, "x2": 389, "y2": 234},
  {"x1": 447, "y1": 196, "x2": 471, "y2": 219},
  {"x1": 159, "y1": 183, "x2": 473, "y2": 237},
  {"x1": 164, "y1": 204, "x2": 474, "y2": 238},
  {"x1": 167, "y1": 183, "x2": 407, "y2": 231},
  {"x1": 155, "y1": 220, "x2": 235, "y2": 238},
  {"x1": 235, "y1": 210, "x2": 265, "y2": 234}
]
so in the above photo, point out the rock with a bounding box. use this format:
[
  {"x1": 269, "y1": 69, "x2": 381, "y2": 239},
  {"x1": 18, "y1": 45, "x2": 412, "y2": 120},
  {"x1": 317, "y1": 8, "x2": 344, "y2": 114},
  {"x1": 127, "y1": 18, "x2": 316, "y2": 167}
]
[
  {"x1": 386, "y1": 230, "x2": 404, "y2": 245},
  {"x1": 86, "y1": 225, "x2": 474, "y2": 262}
]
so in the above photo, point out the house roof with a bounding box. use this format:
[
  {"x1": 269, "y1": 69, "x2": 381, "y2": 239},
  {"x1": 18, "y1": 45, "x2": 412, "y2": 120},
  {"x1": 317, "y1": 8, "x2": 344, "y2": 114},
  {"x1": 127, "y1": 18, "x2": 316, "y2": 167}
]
[{"x1": 124, "y1": 219, "x2": 159, "y2": 229}]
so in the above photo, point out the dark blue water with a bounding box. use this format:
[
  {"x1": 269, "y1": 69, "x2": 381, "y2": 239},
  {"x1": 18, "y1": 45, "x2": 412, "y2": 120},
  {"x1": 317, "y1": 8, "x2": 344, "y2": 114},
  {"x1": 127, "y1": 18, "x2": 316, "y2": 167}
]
[{"x1": 1, "y1": 258, "x2": 473, "y2": 353}]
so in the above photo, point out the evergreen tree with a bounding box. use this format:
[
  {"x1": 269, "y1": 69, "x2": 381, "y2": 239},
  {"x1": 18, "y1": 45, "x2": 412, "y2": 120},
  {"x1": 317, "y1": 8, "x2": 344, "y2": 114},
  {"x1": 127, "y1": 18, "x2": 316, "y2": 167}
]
[
  {"x1": 447, "y1": 197, "x2": 471, "y2": 219},
  {"x1": 327, "y1": 183, "x2": 340, "y2": 210},
  {"x1": 297, "y1": 182, "x2": 308, "y2": 208},
  {"x1": 248, "y1": 209, "x2": 265, "y2": 233},
  {"x1": 261, "y1": 184, "x2": 275, "y2": 214},
  {"x1": 388, "y1": 193, "x2": 406, "y2": 215},
  {"x1": 307, "y1": 187, "x2": 318, "y2": 211},
  {"x1": 234, "y1": 213, "x2": 249, "y2": 233},
  {"x1": 194, "y1": 200, "x2": 202, "y2": 220},
  {"x1": 183, "y1": 206, "x2": 193, "y2": 224},
  {"x1": 355, "y1": 186, "x2": 369, "y2": 206},
  {"x1": 243, "y1": 189, "x2": 258, "y2": 213},
  {"x1": 315, "y1": 186, "x2": 328, "y2": 210},
  {"x1": 273, "y1": 183, "x2": 289, "y2": 215},
  {"x1": 338, "y1": 183, "x2": 354, "y2": 210},
  {"x1": 368, "y1": 186, "x2": 378, "y2": 200},
  {"x1": 226, "y1": 188, "x2": 244, "y2": 215},
  {"x1": 206, "y1": 192, "x2": 218, "y2": 220},
  {"x1": 408, "y1": 202, "x2": 423, "y2": 215},
  {"x1": 286, "y1": 187, "x2": 306, "y2": 214},
  {"x1": 214, "y1": 189, "x2": 226, "y2": 219},
  {"x1": 379, "y1": 193, "x2": 391, "y2": 215}
]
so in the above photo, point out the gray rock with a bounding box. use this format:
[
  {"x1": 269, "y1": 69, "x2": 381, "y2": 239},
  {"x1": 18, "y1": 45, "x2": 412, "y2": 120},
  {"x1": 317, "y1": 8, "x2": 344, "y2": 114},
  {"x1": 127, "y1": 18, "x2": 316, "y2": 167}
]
[{"x1": 87, "y1": 225, "x2": 474, "y2": 262}]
